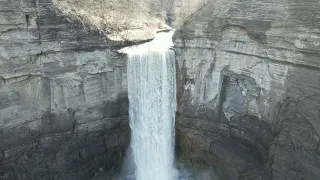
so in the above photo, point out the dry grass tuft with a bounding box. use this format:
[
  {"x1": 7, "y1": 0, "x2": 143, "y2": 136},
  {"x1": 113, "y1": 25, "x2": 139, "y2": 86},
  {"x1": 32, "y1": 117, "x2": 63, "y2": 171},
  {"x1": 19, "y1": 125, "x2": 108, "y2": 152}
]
[{"x1": 52, "y1": 0, "x2": 167, "y2": 41}]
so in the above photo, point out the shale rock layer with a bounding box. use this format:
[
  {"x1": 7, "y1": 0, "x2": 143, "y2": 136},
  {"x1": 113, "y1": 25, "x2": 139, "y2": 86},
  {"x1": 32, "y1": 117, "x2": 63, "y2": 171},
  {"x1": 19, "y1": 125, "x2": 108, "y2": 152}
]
[
  {"x1": 0, "y1": 0, "x2": 129, "y2": 179},
  {"x1": 174, "y1": 0, "x2": 320, "y2": 179}
]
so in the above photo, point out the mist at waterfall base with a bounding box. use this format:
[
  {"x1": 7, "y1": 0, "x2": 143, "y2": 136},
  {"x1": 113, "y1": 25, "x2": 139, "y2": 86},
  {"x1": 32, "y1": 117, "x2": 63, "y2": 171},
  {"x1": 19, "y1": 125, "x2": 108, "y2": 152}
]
[{"x1": 115, "y1": 31, "x2": 219, "y2": 180}]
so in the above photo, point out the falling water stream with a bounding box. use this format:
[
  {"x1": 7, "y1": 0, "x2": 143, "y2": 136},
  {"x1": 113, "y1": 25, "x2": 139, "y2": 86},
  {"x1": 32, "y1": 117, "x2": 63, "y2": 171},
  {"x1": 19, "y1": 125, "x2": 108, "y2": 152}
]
[{"x1": 120, "y1": 30, "x2": 178, "y2": 180}]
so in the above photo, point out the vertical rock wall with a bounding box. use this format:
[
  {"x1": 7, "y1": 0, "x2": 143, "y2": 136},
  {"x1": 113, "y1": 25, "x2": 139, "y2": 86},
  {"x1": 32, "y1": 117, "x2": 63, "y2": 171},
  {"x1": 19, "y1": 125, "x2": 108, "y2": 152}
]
[
  {"x1": 0, "y1": 0, "x2": 129, "y2": 179},
  {"x1": 174, "y1": 0, "x2": 320, "y2": 179},
  {"x1": 2, "y1": 0, "x2": 320, "y2": 180}
]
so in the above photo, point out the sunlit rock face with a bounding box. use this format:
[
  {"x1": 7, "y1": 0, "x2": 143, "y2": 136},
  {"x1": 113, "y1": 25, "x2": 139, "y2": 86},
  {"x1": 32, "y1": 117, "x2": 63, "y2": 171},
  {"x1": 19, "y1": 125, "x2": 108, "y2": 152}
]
[
  {"x1": 51, "y1": 0, "x2": 209, "y2": 42},
  {"x1": 174, "y1": 0, "x2": 320, "y2": 179},
  {"x1": 0, "y1": 0, "x2": 129, "y2": 179}
]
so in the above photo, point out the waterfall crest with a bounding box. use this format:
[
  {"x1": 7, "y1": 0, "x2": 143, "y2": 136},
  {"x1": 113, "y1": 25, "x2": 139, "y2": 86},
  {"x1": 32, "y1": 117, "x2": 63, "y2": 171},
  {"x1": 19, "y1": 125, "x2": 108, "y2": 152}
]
[{"x1": 122, "y1": 31, "x2": 177, "y2": 180}]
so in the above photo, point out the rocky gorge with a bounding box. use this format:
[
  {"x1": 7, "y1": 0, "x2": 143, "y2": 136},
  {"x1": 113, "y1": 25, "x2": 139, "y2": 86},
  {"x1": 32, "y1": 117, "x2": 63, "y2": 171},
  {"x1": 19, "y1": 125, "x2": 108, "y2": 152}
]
[{"x1": 1, "y1": 0, "x2": 320, "y2": 180}]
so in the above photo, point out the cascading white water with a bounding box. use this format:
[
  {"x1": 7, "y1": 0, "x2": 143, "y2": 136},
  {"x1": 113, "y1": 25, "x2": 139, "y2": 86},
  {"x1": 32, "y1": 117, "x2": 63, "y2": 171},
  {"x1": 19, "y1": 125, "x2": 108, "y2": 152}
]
[{"x1": 121, "y1": 31, "x2": 177, "y2": 180}]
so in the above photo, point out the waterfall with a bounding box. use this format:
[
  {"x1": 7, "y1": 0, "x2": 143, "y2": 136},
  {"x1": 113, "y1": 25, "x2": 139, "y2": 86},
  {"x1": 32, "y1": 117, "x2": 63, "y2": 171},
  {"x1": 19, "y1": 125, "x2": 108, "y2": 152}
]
[{"x1": 121, "y1": 31, "x2": 177, "y2": 180}]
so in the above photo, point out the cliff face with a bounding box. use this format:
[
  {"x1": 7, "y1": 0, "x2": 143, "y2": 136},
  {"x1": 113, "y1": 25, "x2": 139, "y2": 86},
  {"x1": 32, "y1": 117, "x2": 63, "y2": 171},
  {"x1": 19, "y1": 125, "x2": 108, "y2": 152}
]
[
  {"x1": 51, "y1": 0, "x2": 208, "y2": 42},
  {"x1": 0, "y1": 0, "x2": 208, "y2": 179},
  {"x1": 2, "y1": 0, "x2": 320, "y2": 180},
  {"x1": 0, "y1": 0, "x2": 129, "y2": 179},
  {"x1": 174, "y1": 0, "x2": 320, "y2": 179}
]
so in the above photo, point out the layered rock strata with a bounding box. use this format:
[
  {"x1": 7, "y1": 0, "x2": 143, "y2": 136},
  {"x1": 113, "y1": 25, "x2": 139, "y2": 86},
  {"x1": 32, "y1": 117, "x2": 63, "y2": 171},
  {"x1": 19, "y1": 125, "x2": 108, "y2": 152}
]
[
  {"x1": 173, "y1": 0, "x2": 320, "y2": 179},
  {"x1": 0, "y1": 0, "x2": 129, "y2": 179},
  {"x1": 2, "y1": 0, "x2": 320, "y2": 180}
]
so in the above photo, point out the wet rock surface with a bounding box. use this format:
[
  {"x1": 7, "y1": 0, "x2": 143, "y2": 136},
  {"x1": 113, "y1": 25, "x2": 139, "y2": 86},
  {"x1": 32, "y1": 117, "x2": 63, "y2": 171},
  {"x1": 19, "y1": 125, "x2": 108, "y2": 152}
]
[{"x1": 174, "y1": 0, "x2": 320, "y2": 179}]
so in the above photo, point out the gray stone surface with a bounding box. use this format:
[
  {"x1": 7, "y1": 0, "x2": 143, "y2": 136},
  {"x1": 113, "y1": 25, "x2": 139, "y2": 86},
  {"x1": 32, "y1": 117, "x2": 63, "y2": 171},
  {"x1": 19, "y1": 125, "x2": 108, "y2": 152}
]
[
  {"x1": 0, "y1": 0, "x2": 129, "y2": 179},
  {"x1": 174, "y1": 0, "x2": 320, "y2": 179},
  {"x1": 2, "y1": 0, "x2": 320, "y2": 180}
]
